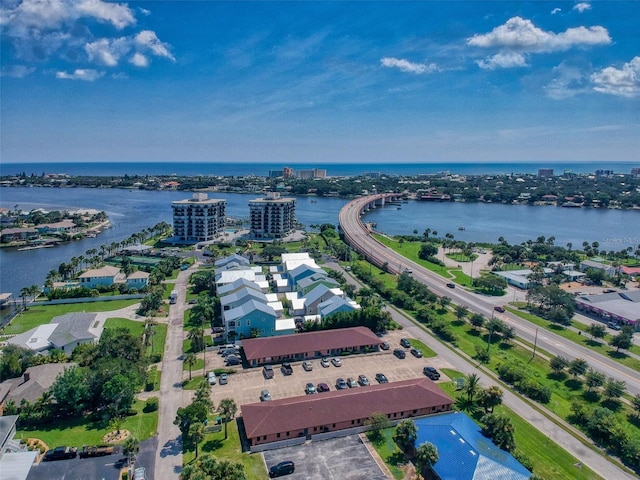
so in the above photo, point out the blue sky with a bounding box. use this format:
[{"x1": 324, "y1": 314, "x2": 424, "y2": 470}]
[{"x1": 1, "y1": 1, "x2": 639, "y2": 164}]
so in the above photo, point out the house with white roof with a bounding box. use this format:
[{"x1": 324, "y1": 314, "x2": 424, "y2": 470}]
[
  {"x1": 281, "y1": 252, "x2": 319, "y2": 273},
  {"x1": 6, "y1": 313, "x2": 98, "y2": 354},
  {"x1": 78, "y1": 265, "x2": 123, "y2": 288}
]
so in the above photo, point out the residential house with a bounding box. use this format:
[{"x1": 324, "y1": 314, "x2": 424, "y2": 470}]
[
  {"x1": 215, "y1": 253, "x2": 250, "y2": 270},
  {"x1": 0, "y1": 363, "x2": 75, "y2": 413},
  {"x1": 304, "y1": 284, "x2": 344, "y2": 315},
  {"x1": 125, "y1": 270, "x2": 150, "y2": 289},
  {"x1": 580, "y1": 260, "x2": 618, "y2": 277},
  {"x1": 296, "y1": 273, "x2": 339, "y2": 296},
  {"x1": 0, "y1": 228, "x2": 39, "y2": 243},
  {"x1": 78, "y1": 265, "x2": 123, "y2": 288},
  {"x1": 223, "y1": 300, "x2": 279, "y2": 339},
  {"x1": 318, "y1": 296, "x2": 360, "y2": 318},
  {"x1": 6, "y1": 313, "x2": 98, "y2": 354}
]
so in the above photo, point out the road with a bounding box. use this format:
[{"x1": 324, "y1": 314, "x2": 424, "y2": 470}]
[
  {"x1": 154, "y1": 266, "x2": 195, "y2": 480},
  {"x1": 339, "y1": 195, "x2": 640, "y2": 397},
  {"x1": 338, "y1": 195, "x2": 638, "y2": 480}
]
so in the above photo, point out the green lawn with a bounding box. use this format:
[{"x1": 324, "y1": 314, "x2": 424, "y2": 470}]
[
  {"x1": 17, "y1": 399, "x2": 158, "y2": 447},
  {"x1": 1, "y1": 299, "x2": 140, "y2": 335},
  {"x1": 506, "y1": 307, "x2": 640, "y2": 372},
  {"x1": 184, "y1": 417, "x2": 265, "y2": 479},
  {"x1": 104, "y1": 317, "x2": 167, "y2": 359},
  {"x1": 366, "y1": 429, "x2": 405, "y2": 480}
]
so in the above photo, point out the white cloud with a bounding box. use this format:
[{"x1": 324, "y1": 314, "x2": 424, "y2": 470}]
[
  {"x1": 544, "y1": 62, "x2": 590, "y2": 99},
  {"x1": 467, "y1": 16, "x2": 610, "y2": 52},
  {"x1": 135, "y1": 30, "x2": 175, "y2": 61},
  {"x1": 3, "y1": 0, "x2": 135, "y2": 33},
  {"x1": 477, "y1": 51, "x2": 528, "y2": 70},
  {"x1": 573, "y1": 3, "x2": 591, "y2": 13},
  {"x1": 1, "y1": 0, "x2": 173, "y2": 74},
  {"x1": 1, "y1": 64, "x2": 36, "y2": 78},
  {"x1": 85, "y1": 37, "x2": 129, "y2": 66},
  {"x1": 55, "y1": 68, "x2": 104, "y2": 81},
  {"x1": 130, "y1": 52, "x2": 148, "y2": 67},
  {"x1": 551, "y1": 8, "x2": 562, "y2": 15},
  {"x1": 591, "y1": 56, "x2": 640, "y2": 97},
  {"x1": 380, "y1": 57, "x2": 437, "y2": 74}
]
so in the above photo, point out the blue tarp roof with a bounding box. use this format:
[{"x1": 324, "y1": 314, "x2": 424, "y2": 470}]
[{"x1": 414, "y1": 412, "x2": 531, "y2": 480}]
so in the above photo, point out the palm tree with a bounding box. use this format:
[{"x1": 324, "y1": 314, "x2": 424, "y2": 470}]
[
  {"x1": 20, "y1": 287, "x2": 30, "y2": 310},
  {"x1": 188, "y1": 326, "x2": 204, "y2": 353},
  {"x1": 190, "y1": 422, "x2": 205, "y2": 459},
  {"x1": 463, "y1": 373, "x2": 481, "y2": 403},
  {"x1": 184, "y1": 353, "x2": 197, "y2": 380},
  {"x1": 415, "y1": 442, "x2": 439, "y2": 476},
  {"x1": 123, "y1": 436, "x2": 140, "y2": 471},
  {"x1": 218, "y1": 398, "x2": 238, "y2": 440}
]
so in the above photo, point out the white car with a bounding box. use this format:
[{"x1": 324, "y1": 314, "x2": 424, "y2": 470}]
[
  {"x1": 207, "y1": 371, "x2": 217, "y2": 385},
  {"x1": 134, "y1": 467, "x2": 146, "y2": 480},
  {"x1": 331, "y1": 357, "x2": 342, "y2": 367}
]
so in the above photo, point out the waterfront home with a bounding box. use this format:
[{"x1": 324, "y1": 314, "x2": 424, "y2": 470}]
[
  {"x1": 580, "y1": 259, "x2": 619, "y2": 277},
  {"x1": 78, "y1": 265, "x2": 122, "y2": 288},
  {"x1": 0, "y1": 227, "x2": 38, "y2": 243}
]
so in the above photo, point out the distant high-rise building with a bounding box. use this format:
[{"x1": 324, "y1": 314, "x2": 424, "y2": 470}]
[
  {"x1": 296, "y1": 168, "x2": 326, "y2": 179},
  {"x1": 249, "y1": 192, "x2": 296, "y2": 239},
  {"x1": 538, "y1": 168, "x2": 554, "y2": 177},
  {"x1": 630, "y1": 167, "x2": 639, "y2": 177},
  {"x1": 595, "y1": 169, "x2": 614, "y2": 177},
  {"x1": 268, "y1": 169, "x2": 284, "y2": 178},
  {"x1": 172, "y1": 193, "x2": 226, "y2": 243},
  {"x1": 283, "y1": 167, "x2": 294, "y2": 178}
]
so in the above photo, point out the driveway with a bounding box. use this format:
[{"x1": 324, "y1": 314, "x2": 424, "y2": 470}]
[{"x1": 262, "y1": 434, "x2": 387, "y2": 480}]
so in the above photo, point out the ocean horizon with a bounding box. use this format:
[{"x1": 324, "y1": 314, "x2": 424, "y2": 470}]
[{"x1": 2, "y1": 161, "x2": 639, "y2": 178}]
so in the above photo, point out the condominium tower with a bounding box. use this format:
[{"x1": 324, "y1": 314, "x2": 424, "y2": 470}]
[
  {"x1": 249, "y1": 192, "x2": 296, "y2": 239},
  {"x1": 172, "y1": 193, "x2": 226, "y2": 243}
]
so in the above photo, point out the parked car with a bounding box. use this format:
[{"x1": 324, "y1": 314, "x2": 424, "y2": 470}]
[
  {"x1": 380, "y1": 341, "x2": 390, "y2": 350},
  {"x1": 43, "y1": 446, "x2": 78, "y2": 461},
  {"x1": 305, "y1": 383, "x2": 316, "y2": 394},
  {"x1": 218, "y1": 373, "x2": 228, "y2": 385},
  {"x1": 225, "y1": 356, "x2": 241, "y2": 366},
  {"x1": 218, "y1": 344, "x2": 237, "y2": 353},
  {"x1": 607, "y1": 321, "x2": 622, "y2": 330},
  {"x1": 263, "y1": 364, "x2": 274, "y2": 379},
  {"x1": 494, "y1": 305, "x2": 505, "y2": 313},
  {"x1": 400, "y1": 338, "x2": 411, "y2": 348},
  {"x1": 134, "y1": 467, "x2": 146, "y2": 480},
  {"x1": 423, "y1": 366, "x2": 441, "y2": 380},
  {"x1": 317, "y1": 382, "x2": 330, "y2": 392},
  {"x1": 410, "y1": 348, "x2": 423, "y2": 358},
  {"x1": 335, "y1": 378, "x2": 348, "y2": 390},
  {"x1": 347, "y1": 377, "x2": 358, "y2": 388},
  {"x1": 188, "y1": 299, "x2": 198, "y2": 304},
  {"x1": 302, "y1": 361, "x2": 313, "y2": 371},
  {"x1": 331, "y1": 357, "x2": 342, "y2": 367},
  {"x1": 207, "y1": 371, "x2": 217, "y2": 385},
  {"x1": 221, "y1": 348, "x2": 240, "y2": 357},
  {"x1": 393, "y1": 348, "x2": 406, "y2": 359},
  {"x1": 281, "y1": 362, "x2": 293, "y2": 375},
  {"x1": 269, "y1": 460, "x2": 295, "y2": 477},
  {"x1": 212, "y1": 326, "x2": 225, "y2": 333},
  {"x1": 321, "y1": 357, "x2": 330, "y2": 368},
  {"x1": 260, "y1": 389, "x2": 272, "y2": 401},
  {"x1": 358, "y1": 374, "x2": 370, "y2": 386},
  {"x1": 375, "y1": 373, "x2": 388, "y2": 384},
  {"x1": 446, "y1": 283, "x2": 455, "y2": 288}
]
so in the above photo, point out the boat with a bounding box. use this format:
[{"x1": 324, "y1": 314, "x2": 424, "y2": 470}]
[
  {"x1": 18, "y1": 244, "x2": 54, "y2": 251},
  {"x1": 458, "y1": 226, "x2": 465, "y2": 231},
  {"x1": 419, "y1": 193, "x2": 451, "y2": 201}
]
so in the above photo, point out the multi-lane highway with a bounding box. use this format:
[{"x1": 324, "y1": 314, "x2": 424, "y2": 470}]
[{"x1": 339, "y1": 194, "x2": 640, "y2": 397}]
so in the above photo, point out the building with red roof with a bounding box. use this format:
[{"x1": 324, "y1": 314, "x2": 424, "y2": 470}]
[
  {"x1": 241, "y1": 326, "x2": 381, "y2": 367},
  {"x1": 241, "y1": 377, "x2": 453, "y2": 446}
]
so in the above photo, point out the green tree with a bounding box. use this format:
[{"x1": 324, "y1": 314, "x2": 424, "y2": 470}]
[
  {"x1": 587, "y1": 323, "x2": 606, "y2": 341},
  {"x1": 478, "y1": 386, "x2": 503, "y2": 413},
  {"x1": 481, "y1": 413, "x2": 515, "y2": 451},
  {"x1": 366, "y1": 412, "x2": 391, "y2": 441},
  {"x1": 415, "y1": 442, "x2": 439, "y2": 475},
  {"x1": 609, "y1": 330, "x2": 633, "y2": 352},
  {"x1": 188, "y1": 326, "x2": 205, "y2": 353},
  {"x1": 190, "y1": 421, "x2": 205, "y2": 458},
  {"x1": 393, "y1": 419, "x2": 417, "y2": 453},
  {"x1": 631, "y1": 394, "x2": 640, "y2": 418},
  {"x1": 218, "y1": 398, "x2": 238, "y2": 440},
  {"x1": 603, "y1": 378, "x2": 626, "y2": 402},
  {"x1": 585, "y1": 369, "x2": 606, "y2": 392},
  {"x1": 101, "y1": 373, "x2": 136, "y2": 418},
  {"x1": 455, "y1": 305, "x2": 468, "y2": 321},
  {"x1": 180, "y1": 454, "x2": 247, "y2": 480},
  {"x1": 51, "y1": 366, "x2": 91, "y2": 415},
  {"x1": 463, "y1": 373, "x2": 481, "y2": 403},
  {"x1": 184, "y1": 353, "x2": 197, "y2": 381},
  {"x1": 568, "y1": 358, "x2": 588, "y2": 378},
  {"x1": 549, "y1": 355, "x2": 569, "y2": 375},
  {"x1": 469, "y1": 313, "x2": 485, "y2": 331},
  {"x1": 123, "y1": 436, "x2": 140, "y2": 471}
]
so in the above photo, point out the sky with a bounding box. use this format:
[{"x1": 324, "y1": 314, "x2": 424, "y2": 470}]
[{"x1": 1, "y1": 1, "x2": 639, "y2": 164}]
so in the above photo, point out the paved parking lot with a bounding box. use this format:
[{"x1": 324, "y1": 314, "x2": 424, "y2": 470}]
[
  {"x1": 202, "y1": 330, "x2": 452, "y2": 410},
  {"x1": 262, "y1": 434, "x2": 387, "y2": 480}
]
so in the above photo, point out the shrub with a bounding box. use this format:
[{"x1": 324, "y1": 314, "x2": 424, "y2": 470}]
[{"x1": 145, "y1": 397, "x2": 159, "y2": 412}]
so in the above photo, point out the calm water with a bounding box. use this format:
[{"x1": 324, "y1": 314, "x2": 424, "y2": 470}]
[
  {"x1": 2, "y1": 161, "x2": 639, "y2": 177},
  {"x1": 1, "y1": 187, "x2": 638, "y2": 297}
]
